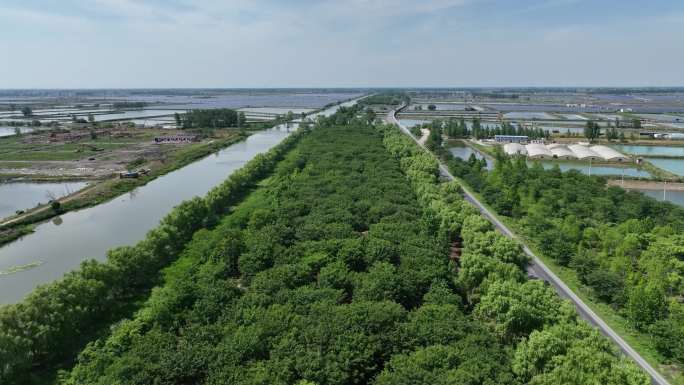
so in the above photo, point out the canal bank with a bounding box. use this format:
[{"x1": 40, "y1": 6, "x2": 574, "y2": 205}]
[
  {"x1": 0, "y1": 98, "x2": 360, "y2": 304},
  {"x1": 0, "y1": 133, "x2": 247, "y2": 246}
]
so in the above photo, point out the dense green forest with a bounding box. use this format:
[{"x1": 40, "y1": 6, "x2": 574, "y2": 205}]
[
  {"x1": 446, "y1": 150, "x2": 684, "y2": 370},
  {"x1": 1, "y1": 106, "x2": 651, "y2": 384}
]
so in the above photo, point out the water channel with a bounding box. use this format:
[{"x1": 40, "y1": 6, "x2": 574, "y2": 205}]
[
  {"x1": 613, "y1": 144, "x2": 684, "y2": 157},
  {"x1": 645, "y1": 158, "x2": 684, "y2": 177},
  {"x1": 530, "y1": 161, "x2": 652, "y2": 178},
  {"x1": 0, "y1": 100, "x2": 356, "y2": 304},
  {"x1": 448, "y1": 144, "x2": 493, "y2": 170}
]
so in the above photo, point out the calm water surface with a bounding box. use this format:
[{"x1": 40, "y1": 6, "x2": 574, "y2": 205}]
[
  {"x1": 0, "y1": 182, "x2": 89, "y2": 220},
  {"x1": 0, "y1": 100, "x2": 357, "y2": 304},
  {"x1": 0, "y1": 127, "x2": 34, "y2": 137},
  {"x1": 448, "y1": 145, "x2": 493, "y2": 170},
  {"x1": 613, "y1": 145, "x2": 684, "y2": 157},
  {"x1": 636, "y1": 189, "x2": 684, "y2": 207},
  {"x1": 646, "y1": 158, "x2": 684, "y2": 176},
  {"x1": 530, "y1": 161, "x2": 652, "y2": 178},
  {"x1": 399, "y1": 119, "x2": 430, "y2": 128}
]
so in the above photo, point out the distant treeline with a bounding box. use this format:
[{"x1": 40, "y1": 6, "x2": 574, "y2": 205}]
[
  {"x1": 112, "y1": 102, "x2": 146, "y2": 109},
  {"x1": 359, "y1": 93, "x2": 408, "y2": 106},
  {"x1": 175, "y1": 109, "x2": 246, "y2": 129}
]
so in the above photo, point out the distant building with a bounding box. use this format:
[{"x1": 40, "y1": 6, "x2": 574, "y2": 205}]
[
  {"x1": 568, "y1": 144, "x2": 601, "y2": 161},
  {"x1": 549, "y1": 146, "x2": 577, "y2": 160},
  {"x1": 503, "y1": 143, "x2": 527, "y2": 156},
  {"x1": 495, "y1": 135, "x2": 528, "y2": 143},
  {"x1": 590, "y1": 145, "x2": 630, "y2": 162},
  {"x1": 525, "y1": 143, "x2": 553, "y2": 159},
  {"x1": 154, "y1": 135, "x2": 199, "y2": 144}
]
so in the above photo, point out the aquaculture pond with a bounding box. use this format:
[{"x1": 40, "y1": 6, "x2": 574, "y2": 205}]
[
  {"x1": 448, "y1": 144, "x2": 493, "y2": 169},
  {"x1": 0, "y1": 127, "x2": 33, "y2": 137},
  {"x1": 646, "y1": 158, "x2": 684, "y2": 176},
  {"x1": 398, "y1": 119, "x2": 430, "y2": 128},
  {"x1": 529, "y1": 161, "x2": 652, "y2": 178},
  {"x1": 630, "y1": 188, "x2": 684, "y2": 208},
  {"x1": 0, "y1": 181, "x2": 89, "y2": 220},
  {"x1": 613, "y1": 145, "x2": 684, "y2": 157}
]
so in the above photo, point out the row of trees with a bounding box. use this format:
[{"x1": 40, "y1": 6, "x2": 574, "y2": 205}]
[
  {"x1": 445, "y1": 151, "x2": 684, "y2": 368},
  {"x1": 421, "y1": 118, "x2": 549, "y2": 142}
]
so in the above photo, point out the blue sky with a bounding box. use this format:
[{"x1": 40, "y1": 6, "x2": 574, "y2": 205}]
[{"x1": 0, "y1": 0, "x2": 682, "y2": 88}]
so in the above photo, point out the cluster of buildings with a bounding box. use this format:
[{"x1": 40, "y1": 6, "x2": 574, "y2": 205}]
[
  {"x1": 153, "y1": 135, "x2": 199, "y2": 144},
  {"x1": 503, "y1": 143, "x2": 630, "y2": 162}
]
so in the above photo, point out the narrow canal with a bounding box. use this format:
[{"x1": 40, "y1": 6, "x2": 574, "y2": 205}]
[{"x1": 0, "y1": 100, "x2": 357, "y2": 304}]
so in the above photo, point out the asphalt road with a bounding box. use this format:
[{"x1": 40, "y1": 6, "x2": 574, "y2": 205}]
[{"x1": 387, "y1": 107, "x2": 669, "y2": 385}]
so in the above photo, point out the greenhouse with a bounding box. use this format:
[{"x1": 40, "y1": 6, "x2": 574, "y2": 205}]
[
  {"x1": 549, "y1": 146, "x2": 577, "y2": 160},
  {"x1": 590, "y1": 145, "x2": 630, "y2": 162},
  {"x1": 568, "y1": 144, "x2": 601, "y2": 160},
  {"x1": 525, "y1": 143, "x2": 553, "y2": 159},
  {"x1": 503, "y1": 143, "x2": 527, "y2": 156}
]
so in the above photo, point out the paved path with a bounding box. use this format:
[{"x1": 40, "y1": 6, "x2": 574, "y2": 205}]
[{"x1": 387, "y1": 107, "x2": 669, "y2": 385}]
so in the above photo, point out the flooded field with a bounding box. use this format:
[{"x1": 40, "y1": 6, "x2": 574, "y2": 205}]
[
  {"x1": 0, "y1": 181, "x2": 89, "y2": 219},
  {"x1": 636, "y1": 114, "x2": 683, "y2": 123},
  {"x1": 646, "y1": 158, "x2": 684, "y2": 176},
  {"x1": 399, "y1": 119, "x2": 430, "y2": 128},
  {"x1": 613, "y1": 145, "x2": 684, "y2": 157},
  {"x1": 239, "y1": 107, "x2": 315, "y2": 115},
  {"x1": 504, "y1": 112, "x2": 556, "y2": 120},
  {"x1": 560, "y1": 114, "x2": 588, "y2": 120},
  {"x1": 410, "y1": 103, "x2": 467, "y2": 111},
  {"x1": 635, "y1": 189, "x2": 684, "y2": 207},
  {"x1": 93, "y1": 109, "x2": 186, "y2": 122},
  {"x1": 530, "y1": 161, "x2": 652, "y2": 178},
  {"x1": 0, "y1": 127, "x2": 34, "y2": 137},
  {"x1": 448, "y1": 144, "x2": 493, "y2": 169}
]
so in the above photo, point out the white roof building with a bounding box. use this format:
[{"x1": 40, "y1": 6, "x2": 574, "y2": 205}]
[
  {"x1": 503, "y1": 143, "x2": 527, "y2": 156},
  {"x1": 549, "y1": 146, "x2": 577, "y2": 160},
  {"x1": 590, "y1": 145, "x2": 629, "y2": 162},
  {"x1": 568, "y1": 144, "x2": 601, "y2": 160},
  {"x1": 525, "y1": 143, "x2": 554, "y2": 159}
]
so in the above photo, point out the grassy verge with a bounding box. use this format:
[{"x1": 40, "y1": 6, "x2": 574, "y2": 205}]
[{"x1": 0, "y1": 133, "x2": 248, "y2": 247}]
